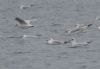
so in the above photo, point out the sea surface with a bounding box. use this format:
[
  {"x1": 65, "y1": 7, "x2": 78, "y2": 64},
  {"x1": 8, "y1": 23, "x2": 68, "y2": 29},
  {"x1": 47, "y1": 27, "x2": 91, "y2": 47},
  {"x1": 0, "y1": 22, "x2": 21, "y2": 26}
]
[{"x1": 0, "y1": 0, "x2": 100, "y2": 69}]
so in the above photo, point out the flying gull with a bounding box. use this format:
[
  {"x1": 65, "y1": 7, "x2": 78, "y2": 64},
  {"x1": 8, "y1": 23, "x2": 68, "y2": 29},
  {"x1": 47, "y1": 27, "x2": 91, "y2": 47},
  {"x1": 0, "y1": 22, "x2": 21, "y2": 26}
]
[
  {"x1": 15, "y1": 17, "x2": 34, "y2": 29},
  {"x1": 65, "y1": 24, "x2": 92, "y2": 34}
]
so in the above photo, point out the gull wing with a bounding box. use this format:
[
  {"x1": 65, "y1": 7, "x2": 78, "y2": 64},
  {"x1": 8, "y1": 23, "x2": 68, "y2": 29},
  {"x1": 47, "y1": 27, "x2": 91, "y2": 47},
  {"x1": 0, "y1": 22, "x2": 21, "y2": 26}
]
[{"x1": 15, "y1": 17, "x2": 27, "y2": 24}]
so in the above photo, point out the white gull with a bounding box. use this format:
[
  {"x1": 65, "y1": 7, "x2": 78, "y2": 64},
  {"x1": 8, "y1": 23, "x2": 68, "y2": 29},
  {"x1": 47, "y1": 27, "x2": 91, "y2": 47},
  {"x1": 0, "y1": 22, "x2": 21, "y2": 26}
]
[
  {"x1": 20, "y1": 4, "x2": 31, "y2": 9},
  {"x1": 7, "y1": 35, "x2": 39, "y2": 38},
  {"x1": 66, "y1": 24, "x2": 92, "y2": 34},
  {"x1": 19, "y1": 4, "x2": 35, "y2": 10},
  {"x1": 69, "y1": 38, "x2": 92, "y2": 48},
  {"x1": 47, "y1": 38, "x2": 69, "y2": 45},
  {"x1": 15, "y1": 17, "x2": 34, "y2": 29}
]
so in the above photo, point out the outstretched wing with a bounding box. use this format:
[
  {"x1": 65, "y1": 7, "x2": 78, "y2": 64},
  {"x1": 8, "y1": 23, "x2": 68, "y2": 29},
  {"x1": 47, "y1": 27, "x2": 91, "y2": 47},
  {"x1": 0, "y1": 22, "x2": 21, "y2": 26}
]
[{"x1": 15, "y1": 17, "x2": 26, "y2": 24}]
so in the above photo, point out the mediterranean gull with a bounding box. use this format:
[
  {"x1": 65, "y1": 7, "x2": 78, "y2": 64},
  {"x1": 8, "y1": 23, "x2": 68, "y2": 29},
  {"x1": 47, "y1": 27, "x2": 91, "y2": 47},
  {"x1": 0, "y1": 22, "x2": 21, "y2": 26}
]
[
  {"x1": 20, "y1": 4, "x2": 31, "y2": 9},
  {"x1": 69, "y1": 38, "x2": 92, "y2": 48},
  {"x1": 47, "y1": 38, "x2": 69, "y2": 45},
  {"x1": 15, "y1": 17, "x2": 34, "y2": 29},
  {"x1": 65, "y1": 24, "x2": 92, "y2": 34}
]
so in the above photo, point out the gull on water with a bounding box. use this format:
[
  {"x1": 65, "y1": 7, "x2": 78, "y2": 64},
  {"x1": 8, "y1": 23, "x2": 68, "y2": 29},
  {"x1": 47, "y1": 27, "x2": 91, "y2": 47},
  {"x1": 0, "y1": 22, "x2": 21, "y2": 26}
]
[
  {"x1": 20, "y1": 4, "x2": 31, "y2": 9},
  {"x1": 76, "y1": 24, "x2": 92, "y2": 31},
  {"x1": 15, "y1": 17, "x2": 35, "y2": 29},
  {"x1": 7, "y1": 35, "x2": 38, "y2": 38},
  {"x1": 19, "y1": 4, "x2": 35, "y2": 9},
  {"x1": 22, "y1": 35, "x2": 39, "y2": 38},
  {"x1": 65, "y1": 28, "x2": 80, "y2": 34},
  {"x1": 47, "y1": 38, "x2": 63, "y2": 45},
  {"x1": 69, "y1": 38, "x2": 92, "y2": 48},
  {"x1": 47, "y1": 38, "x2": 69, "y2": 45},
  {"x1": 66, "y1": 24, "x2": 92, "y2": 34},
  {"x1": 75, "y1": 24, "x2": 92, "y2": 28}
]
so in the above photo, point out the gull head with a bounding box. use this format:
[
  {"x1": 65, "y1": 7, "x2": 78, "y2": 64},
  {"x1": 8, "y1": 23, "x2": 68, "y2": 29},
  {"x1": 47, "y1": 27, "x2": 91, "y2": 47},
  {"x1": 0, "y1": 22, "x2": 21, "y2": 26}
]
[{"x1": 47, "y1": 38, "x2": 54, "y2": 44}]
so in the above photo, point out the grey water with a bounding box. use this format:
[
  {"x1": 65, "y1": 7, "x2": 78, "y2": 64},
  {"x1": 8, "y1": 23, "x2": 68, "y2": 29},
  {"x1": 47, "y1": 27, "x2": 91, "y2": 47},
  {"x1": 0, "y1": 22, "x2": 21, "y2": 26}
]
[{"x1": 0, "y1": 0, "x2": 100, "y2": 69}]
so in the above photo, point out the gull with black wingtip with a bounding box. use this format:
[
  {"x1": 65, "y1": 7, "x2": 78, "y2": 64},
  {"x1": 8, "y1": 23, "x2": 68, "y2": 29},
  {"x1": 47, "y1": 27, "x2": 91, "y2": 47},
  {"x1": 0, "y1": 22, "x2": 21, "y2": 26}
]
[{"x1": 15, "y1": 17, "x2": 34, "y2": 29}]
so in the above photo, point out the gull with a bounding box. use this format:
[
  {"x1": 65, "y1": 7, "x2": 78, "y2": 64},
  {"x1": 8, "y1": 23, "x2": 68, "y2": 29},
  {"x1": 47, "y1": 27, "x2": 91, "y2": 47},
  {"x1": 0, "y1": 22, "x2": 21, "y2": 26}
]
[
  {"x1": 20, "y1": 4, "x2": 31, "y2": 9},
  {"x1": 7, "y1": 35, "x2": 39, "y2": 38},
  {"x1": 47, "y1": 38, "x2": 63, "y2": 45},
  {"x1": 19, "y1": 4, "x2": 35, "y2": 10},
  {"x1": 15, "y1": 17, "x2": 34, "y2": 29},
  {"x1": 75, "y1": 24, "x2": 92, "y2": 28},
  {"x1": 22, "y1": 35, "x2": 39, "y2": 38},
  {"x1": 65, "y1": 24, "x2": 92, "y2": 34},
  {"x1": 75, "y1": 23, "x2": 92, "y2": 29},
  {"x1": 76, "y1": 24, "x2": 92, "y2": 32},
  {"x1": 69, "y1": 38, "x2": 92, "y2": 48},
  {"x1": 65, "y1": 28, "x2": 80, "y2": 34},
  {"x1": 47, "y1": 38, "x2": 69, "y2": 45}
]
